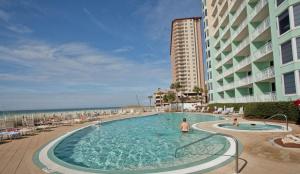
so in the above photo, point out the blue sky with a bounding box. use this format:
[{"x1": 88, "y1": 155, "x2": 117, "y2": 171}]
[{"x1": 0, "y1": 0, "x2": 202, "y2": 110}]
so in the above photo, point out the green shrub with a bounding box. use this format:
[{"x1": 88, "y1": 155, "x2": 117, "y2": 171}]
[{"x1": 208, "y1": 101, "x2": 299, "y2": 123}]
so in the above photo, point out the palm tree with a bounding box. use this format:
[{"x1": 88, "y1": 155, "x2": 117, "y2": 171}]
[
  {"x1": 170, "y1": 82, "x2": 182, "y2": 111},
  {"x1": 163, "y1": 92, "x2": 176, "y2": 111},
  {"x1": 148, "y1": 96, "x2": 153, "y2": 107},
  {"x1": 193, "y1": 86, "x2": 200, "y2": 101}
]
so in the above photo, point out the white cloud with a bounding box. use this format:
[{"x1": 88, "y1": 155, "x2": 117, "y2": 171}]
[
  {"x1": 83, "y1": 7, "x2": 108, "y2": 32},
  {"x1": 0, "y1": 8, "x2": 33, "y2": 34},
  {"x1": 113, "y1": 46, "x2": 134, "y2": 53},
  {"x1": 0, "y1": 9, "x2": 10, "y2": 21},
  {"x1": 0, "y1": 39, "x2": 170, "y2": 109},
  {"x1": 5, "y1": 24, "x2": 33, "y2": 33},
  {"x1": 134, "y1": 0, "x2": 201, "y2": 41}
]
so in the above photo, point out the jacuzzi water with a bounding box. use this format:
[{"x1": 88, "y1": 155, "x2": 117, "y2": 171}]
[
  {"x1": 217, "y1": 123, "x2": 284, "y2": 131},
  {"x1": 52, "y1": 113, "x2": 230, "y2": 173}
]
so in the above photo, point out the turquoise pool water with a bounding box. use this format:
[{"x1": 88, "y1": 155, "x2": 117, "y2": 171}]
[
  {"x1": 52, "y1": 113, "x2": 230, "y2": 173},
  {"x1": 218, "y1": 123, "x2": 284, "y2": 131}
]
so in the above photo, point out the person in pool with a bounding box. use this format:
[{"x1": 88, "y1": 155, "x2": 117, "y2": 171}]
[
  {"x1": 233, "y1": 117, "x2": 239, "y2": 126},
  {"x1": 180, "y1": 118, "x2": 190, "y2": 133}
]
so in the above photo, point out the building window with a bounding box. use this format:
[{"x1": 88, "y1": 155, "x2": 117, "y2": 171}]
[
  {"x1": 281, "y1": 40, "x2": 293, "y2": 64},
  {"x1": 271, "y1": 82, "x2": 276, "y2": 92},
  {"x1": 296, "y1": 37, "x2": 300, "y2": 59},
  {"x1": 294, "y1": 4, "x2": 300, "y2": 27},
  {"x1": 278, "y1": 9, "x2": 290, "y2": 35},
  {"x1": 277, "y1": 0, "x2": 285, "y2": 6},
  {"x1": 249, "y1": 88, "x2": 253, "y2": 96},
  {"x1": 283, "y1": 72, "x2": 296, "y2": 94}
]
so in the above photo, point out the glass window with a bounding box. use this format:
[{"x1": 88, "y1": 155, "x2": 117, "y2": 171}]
[
  {"x1": 296, "y1": 37, "x2": 300, "y2": 59},
  {"x1": 271, "y1": 82, "x2": 276, "y2": 92},
  {"x1": 281, "y1": 40, "x2": 293, "y2": 64},
  {"x1": 278, "y1": 10, "x2": 290, "y2": 35},
  {"x1": 294, "y1": 4, "x2": 300, "y2": 26},
  {"x1": 283, "y1": 72, "x2": 296, "y2": 94},
  {"x1": 277, "y1": 0, "x2": 285, "y2": 6}
]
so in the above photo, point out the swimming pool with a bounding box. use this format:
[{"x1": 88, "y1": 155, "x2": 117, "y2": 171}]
[
  {"x1": 35, "y1": 113, "x2": 237, "y2": 174},
  {"x1": 215, "y1": 122, "x2": 291, "y2": 132}
]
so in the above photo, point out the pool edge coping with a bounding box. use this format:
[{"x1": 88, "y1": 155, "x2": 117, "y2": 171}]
[
  {"x1": 213, "y1": 121, "x2": 293, "y2": 132},
  {"x1": 34, "y1": 113, "x2": 239, "y2": 174}
]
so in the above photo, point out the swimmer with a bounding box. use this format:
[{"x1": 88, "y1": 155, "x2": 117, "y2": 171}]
[
  {"x1": 180, "y1": 118, "x2": 190, "y2": 133},
  {"x1": 233, "y1": 117, "x2": 239, "y2": 126}
]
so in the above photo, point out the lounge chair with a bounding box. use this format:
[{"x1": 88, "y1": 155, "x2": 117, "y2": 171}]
[
  {"x1": 200, "y1": 107, "x2": 205, "y2": 112},
  {"x1": 213, "y1": 107, "x2": 223, "y2": 114},
  {"x1": 204, "y1": 107, "x2": 210, "y2": 112}
]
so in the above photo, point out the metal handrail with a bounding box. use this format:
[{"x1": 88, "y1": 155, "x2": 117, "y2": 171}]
[
  {"x1": 264, "y1": 114, "x2": 288, "y2": 131},
  {"x1": 174, "y1": 133, "x2": 239, "y2": 174}
]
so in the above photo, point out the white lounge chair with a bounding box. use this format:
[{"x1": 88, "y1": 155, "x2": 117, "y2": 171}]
[{"x1": 213, "y1": 107, "x2": 223, "y2": 114}]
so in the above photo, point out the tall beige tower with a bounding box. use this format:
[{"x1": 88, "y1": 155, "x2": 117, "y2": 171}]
[{"x1": 170, "y1": 17, "x2": 205, "y2": 95}]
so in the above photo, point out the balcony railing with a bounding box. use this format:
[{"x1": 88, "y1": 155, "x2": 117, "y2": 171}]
[
  {"x1": 233, "y1": 37, "x2": 249, "y2": 56},
  {"x1": 236, "y1": 75, "x2": 253, "y2": 87},
  {"x1": 223, "y1": 82, "x2": 235, "y2": 91},
  {"x1": 217, "y1": 93, "x2": 277, "y2": 103},
  {"x1": 235, "y1": 56, "x2": 251, "y2": 71},
  {"x1": 231, "y1": 1, "x2": 247, "y2": 25},
  {"x1": 216, "y1": 60, "x2": 223, "y2": 69},
  {"x1": 257, "y1": 92, "x2": 277, "y2": 102},
  {"x1": 232, "y1": 18, "x2": 248, "y2": 40},
  {"x1": 250, "y1": 0, "x2": 268, "y2": 19},
  {"x1": 252, "y1": 42, "x2": 272, "y2": 61},
  {"x1": 222, "y1": 52, "x2": 232, "y2": 64},
  {"x1": 235, "y1": 95, "x2": 255, "y2": 103},
  {"x1": 255, "y1": 66, "x2": 275, "y2": 82},
  {"x1": 252, "y1": 17, "x2": 270, "y2": 39},
  {"x1": 223, "y1": 67, "x2": 234, "y2": 77}
]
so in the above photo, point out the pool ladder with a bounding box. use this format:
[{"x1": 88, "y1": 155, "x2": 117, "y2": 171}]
[
  {"x1": 174, "y1": 133, "x2": 239, "y2": 174},
  {"x1": 264, "y1": 114, "x2": 288, "y2": 131}
]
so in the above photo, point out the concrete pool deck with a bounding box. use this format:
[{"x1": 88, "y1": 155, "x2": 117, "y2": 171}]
[
  {"x1": 196, "y1": 114, "x2": 300, "y2": 174},
  {"x1": 0, "y1": 112, "x2": 299, "y2": 174}
]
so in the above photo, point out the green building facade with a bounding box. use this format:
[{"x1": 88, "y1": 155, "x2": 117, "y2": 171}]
[{"x1": 202, "y1": 0, "x2": 300, "y2": 103}]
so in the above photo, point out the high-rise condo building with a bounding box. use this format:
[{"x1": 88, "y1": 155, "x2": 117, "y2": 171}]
[
  {"x1": 202, "y1": 0, "x2": 300, "y2": 103},
  {"x1": 170, "y1": 17, "x2": 205, "y2": 96}
]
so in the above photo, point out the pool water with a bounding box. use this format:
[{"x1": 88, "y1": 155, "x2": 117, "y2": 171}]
[
  {"x1": 53, "y1": 113, "x2": 229, "y2": 173},
  {"x1": 218, "y1": 123, "x2": 284, "y2": 131}
]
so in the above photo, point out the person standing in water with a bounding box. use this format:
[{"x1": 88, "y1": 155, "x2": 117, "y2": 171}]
[{"x1": 180, "y1": 118, "x2": 190, "y2": 133}]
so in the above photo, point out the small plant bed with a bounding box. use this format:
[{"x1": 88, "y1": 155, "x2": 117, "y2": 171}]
[{"x1": 274, "y1": 138, "x2": 300, "y2": 148}]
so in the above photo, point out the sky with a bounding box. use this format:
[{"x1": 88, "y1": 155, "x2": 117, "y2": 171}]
[{"x1": 0, "y1": 0, "x2": 202, "y2": 111}]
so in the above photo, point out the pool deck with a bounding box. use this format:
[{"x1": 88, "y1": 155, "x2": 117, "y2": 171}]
[
  {"x1": 0, "y1": 112, "x2": 299, "y2": 174},
  {"x1": 196, "y1": 114, "x2": 300, "y2": 174},
  {"x1": 0, "y1": 112, "x2": 157, "y2": 174}
]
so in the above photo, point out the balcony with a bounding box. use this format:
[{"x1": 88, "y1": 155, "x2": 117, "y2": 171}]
[
  {"x1": 212, "y1": 0, "x2": 217, "y2": 7},
  {"x1": 256, "y1": 92, "x2": 277, "y2": 102},
  {"x1": 252, "y1": 17, "x2": 270, "y2": 41},
  {"x1": 235, "y1": 56, "x2": 252, "y2": 72},
  {"x1": 223, "y1": 82, "x2": 234, "y2": 91},
  {"x1": 233, "y1": 37, "x2": 250, "y2": 56},
  {"x1": 219, "y1": 92, "x2": 277, "y2": 103},
  {"x1": 252, "y1": 42, "x2": 272, "y2": 62},
  {"x1": 255, "y1": 66, "x2": 275, "y2": 82},
  {"x1": 222, "y1": 52, "x2": 232, "y2": 64},
  {"x1": 250, "y1": 0, "x2": 268, "y2": 20},
  {"x1": 236, "y1": 76, "x2": 253, "y2": 87},
  {"x1": 235, "y1": 95, "x2": 255, "y2": 103},
  {"x1": 231, "y1": 1, "x2": 247, "y2": 25},
  {"x1": 216, "y1": 60, "x2": 223, "y2": 69},
  {"x1": 232, "y1": 18, "x2": 248, "y2": 41},
  {"x1": 223, "y1": 67, "x2": 234, "y2": 77},
  {"x1": 212, "y1": 6, "x2": 218, "y2": 17}
]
